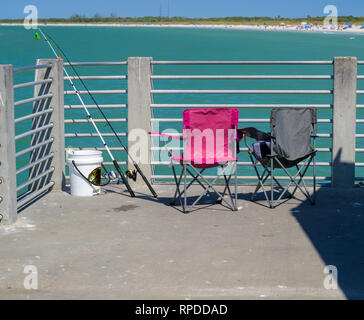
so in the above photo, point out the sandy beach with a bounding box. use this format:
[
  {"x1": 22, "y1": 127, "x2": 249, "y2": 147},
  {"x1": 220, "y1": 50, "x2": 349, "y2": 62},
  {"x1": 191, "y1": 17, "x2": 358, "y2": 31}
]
[{"x1": 2, "y1": 22, "x2": 364, "y2": 34}]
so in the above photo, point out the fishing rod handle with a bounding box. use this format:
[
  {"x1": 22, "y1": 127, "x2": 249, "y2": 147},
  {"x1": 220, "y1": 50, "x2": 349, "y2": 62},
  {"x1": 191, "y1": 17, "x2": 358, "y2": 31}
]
[
  {"x1": 113, "y1": 160, "x2": 135, "y2": 197},
  {"x1": 133, "y1": 163, "x2": 158, "y2": 198}
]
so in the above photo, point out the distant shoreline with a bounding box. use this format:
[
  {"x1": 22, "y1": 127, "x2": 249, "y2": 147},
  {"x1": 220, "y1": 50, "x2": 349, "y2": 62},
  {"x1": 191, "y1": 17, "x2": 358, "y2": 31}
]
[{"x1": 2, "y1": 23, "x2": 364, "y2": 34}]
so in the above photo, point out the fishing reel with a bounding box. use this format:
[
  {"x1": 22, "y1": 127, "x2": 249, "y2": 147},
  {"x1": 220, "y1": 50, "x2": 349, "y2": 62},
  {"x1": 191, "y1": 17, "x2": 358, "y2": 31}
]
[{"x1": 126, "y1": 169, "x2": 137, "y2": 181}]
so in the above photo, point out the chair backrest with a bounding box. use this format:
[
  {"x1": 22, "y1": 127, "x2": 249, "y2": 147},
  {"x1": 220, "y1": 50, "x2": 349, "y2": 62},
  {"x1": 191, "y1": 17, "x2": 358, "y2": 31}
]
[
  {"x1": 182, "y1": 108, "x2": 239, "y2": 164},
  {"x1": 270, "y1": 108, "x2": 317, "y2": 161}
]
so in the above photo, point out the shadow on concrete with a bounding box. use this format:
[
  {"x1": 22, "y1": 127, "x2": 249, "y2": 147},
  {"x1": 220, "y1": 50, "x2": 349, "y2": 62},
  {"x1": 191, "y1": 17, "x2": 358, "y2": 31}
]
[
  {"x1": 17, "y1": 67, "x2": 55, "y2": 213},
  {"x1": 134, "y1": 192, "x2": 234, "y2": 214},
  {"x1": 289, "y1": 151, "x2": 364, "y2": 299}
]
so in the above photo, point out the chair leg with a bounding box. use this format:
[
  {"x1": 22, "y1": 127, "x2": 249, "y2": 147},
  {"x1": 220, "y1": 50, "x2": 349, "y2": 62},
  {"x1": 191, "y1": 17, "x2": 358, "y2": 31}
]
[
  {"x1": 291, "y1": 164, "x2": 312, "y2": 201},
  {"x1": 251, "y1": 168, "x2": 266, "y2": 200},
  {"x1": 234, "y1": 161, "x2": 238, "y2": 210},
  {"x1": 274, "y1": 156, "x2": 314, "y2": 205},
  {"x1": 173, "y1": 162, "x2": 238, "y2": 212},
  {"x1": 188, "y1": 165, "x2": 235, "y2": 210},
  {"x1": 222, "y1": 171, "x2": 234, "y2": 206},
  {"x1": 171, "y1": 167, "x2": 184, "y2": 205},
  {"x1": 214, "y1": 163, "x2": 237, "y2": 211},
  {"x1": 183, "y1": 164, "x2": 188, "y2": 213},
  {"x1": 313, "y1": 159, "x2": 316, "y2": 205},
  {"x1": 217, "y1": 174, "x2": 231, "y2": 202},
  {"x1": 184, "y1": 168, "x2": 217, "y2": 200},
  {"x1": 171, "y1": 166, "x2": 185, "y2": 210},
  {"x1": 270, "y1": 157, "x2": 274, "y2": 208}
]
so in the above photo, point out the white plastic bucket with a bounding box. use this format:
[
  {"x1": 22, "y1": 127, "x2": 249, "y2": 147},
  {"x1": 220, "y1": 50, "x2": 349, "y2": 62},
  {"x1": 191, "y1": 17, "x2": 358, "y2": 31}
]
[{"x1": 66, "y1": 149, "x2": 103, "y2": 197}]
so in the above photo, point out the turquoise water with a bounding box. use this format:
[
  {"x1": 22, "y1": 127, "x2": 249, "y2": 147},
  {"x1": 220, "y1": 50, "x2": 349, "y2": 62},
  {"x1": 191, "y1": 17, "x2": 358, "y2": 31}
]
[{"x1": 1, "y1": 26, "x2": 364, "y2": 189}]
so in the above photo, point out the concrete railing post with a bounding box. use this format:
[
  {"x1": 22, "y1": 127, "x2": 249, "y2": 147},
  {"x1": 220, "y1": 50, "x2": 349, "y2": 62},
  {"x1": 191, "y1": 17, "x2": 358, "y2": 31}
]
[
  {"x1": 32, "y1": 59, "x2": 65, "y2": 191},
  {"x1": 127, "y1": 57, "x2": 153, "y2": 186},
  {"x1": 332, "y1": 57, "x2": 357, "y2": 188},
  {"x1": 0, "y1": 65, "x2": 17, "y2": 225}
]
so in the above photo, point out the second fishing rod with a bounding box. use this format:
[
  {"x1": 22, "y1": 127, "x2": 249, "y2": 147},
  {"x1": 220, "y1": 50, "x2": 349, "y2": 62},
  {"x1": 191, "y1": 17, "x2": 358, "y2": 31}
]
[{"x1": 37, "y1": 28, "x2": 158, "y2": 198}]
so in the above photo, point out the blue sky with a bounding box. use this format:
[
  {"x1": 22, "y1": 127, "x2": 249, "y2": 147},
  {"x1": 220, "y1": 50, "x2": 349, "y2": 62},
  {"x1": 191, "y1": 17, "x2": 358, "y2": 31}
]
[{"x1": 2, "y1": 0, "x2": 364, "y2": 19}]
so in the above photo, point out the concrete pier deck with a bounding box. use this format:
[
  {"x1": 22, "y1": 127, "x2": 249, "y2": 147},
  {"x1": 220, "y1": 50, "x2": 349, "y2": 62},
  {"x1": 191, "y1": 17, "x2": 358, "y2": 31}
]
[{"x1": 1, "y1": 185, "x2": 364, "y2": 299}]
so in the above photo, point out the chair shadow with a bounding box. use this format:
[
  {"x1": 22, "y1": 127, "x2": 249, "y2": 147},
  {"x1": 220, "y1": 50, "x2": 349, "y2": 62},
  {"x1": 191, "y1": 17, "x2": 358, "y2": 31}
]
[
  {"x1": 237, "y1": 186, "x2": 296, "y2": 208},
  {"x1": 139, "y1": 192, "x2": 234, "y2": 214}
]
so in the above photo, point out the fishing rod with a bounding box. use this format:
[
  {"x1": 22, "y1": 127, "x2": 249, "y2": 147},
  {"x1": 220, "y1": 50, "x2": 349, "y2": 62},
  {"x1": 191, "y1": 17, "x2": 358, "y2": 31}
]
[
  {"x1": 37, "y1": 28, "x2": 158, "y2": 198},
  {"x1": 35, "y1": 27, "x2": 142, "y2": 197},
  {"x1": 38, "y1": 29, "x2": 158, "y2": 198}
]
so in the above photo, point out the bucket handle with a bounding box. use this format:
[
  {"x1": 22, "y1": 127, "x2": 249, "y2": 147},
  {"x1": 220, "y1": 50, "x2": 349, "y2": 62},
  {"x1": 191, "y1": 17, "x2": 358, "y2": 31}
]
[{"x1": 71, "y1": 160, "x2": 111, "y2": 187}]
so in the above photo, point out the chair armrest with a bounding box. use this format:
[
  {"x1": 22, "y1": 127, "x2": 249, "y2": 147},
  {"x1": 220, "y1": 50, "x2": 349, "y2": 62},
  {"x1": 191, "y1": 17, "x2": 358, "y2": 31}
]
[
  {"x1": 238, "y1": 127, "x2": 272, "y2": 141},
  {"x1": 243, "y1": 134, "x2": 254, "y2": 154}
]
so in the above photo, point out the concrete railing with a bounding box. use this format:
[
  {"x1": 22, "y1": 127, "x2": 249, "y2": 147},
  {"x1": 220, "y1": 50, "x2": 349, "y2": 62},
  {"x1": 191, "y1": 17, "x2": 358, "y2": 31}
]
[
  {"x1": 0, "y1": 60, "x2": 64, "y2": 225},
  {"x1": 0, "y1": 56, "x2": 363, "y2": 225}
]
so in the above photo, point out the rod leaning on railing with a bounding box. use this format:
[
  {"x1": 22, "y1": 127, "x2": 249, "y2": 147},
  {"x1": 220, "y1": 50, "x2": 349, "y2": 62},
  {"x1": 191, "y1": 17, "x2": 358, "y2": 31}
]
[{"x1": 62, "y1": 61, "x2": 129, "y2": 183}]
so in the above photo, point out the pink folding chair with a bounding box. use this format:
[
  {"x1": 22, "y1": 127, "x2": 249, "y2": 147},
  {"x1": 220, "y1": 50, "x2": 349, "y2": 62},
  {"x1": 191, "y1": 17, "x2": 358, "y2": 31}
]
[{"x1": 151, "y1": 108, "x2": 239, "y2": 213}]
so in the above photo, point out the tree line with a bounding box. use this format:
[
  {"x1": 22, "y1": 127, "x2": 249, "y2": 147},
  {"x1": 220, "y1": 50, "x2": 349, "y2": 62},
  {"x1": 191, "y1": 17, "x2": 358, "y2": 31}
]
[{"x1": 1, "y1": 15, "x2": 364, "y2": 25}]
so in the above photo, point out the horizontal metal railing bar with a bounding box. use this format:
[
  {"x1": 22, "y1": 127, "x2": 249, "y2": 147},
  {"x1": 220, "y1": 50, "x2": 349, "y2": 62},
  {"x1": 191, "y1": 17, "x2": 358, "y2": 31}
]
[
  {"x1": 13, "y1": 64, "x2": 52, "y2": 73},
  {"x1": 151, "y1": 175, "x2": 331, "y2": 181},
  {"x1": 65, "y1": 132, "x2": 127, "y2": 137},
  {"x1": 151, "y1": 161, "x2": 331, "y2": 166},
  {"x1": 14, "y1": 93, "x2": 53, "y2": 107},
  {"x1": 151, "y1": 118, "x2": 332, "y2": 123},
  {"x1": 356, "y1": 119, "x2": 364, "y2": 123},
  {"x1": 17, "y1": 181, "x2": 55, "y2": 209},
  {"x1": 64, "y1": 104, "x2": 127, "y2": 109},
  {"x1": 151, "y1": 89, "x2": 332, "y2": 94},
  {"x1": 358, "y1": 76, "x2": 364, "y2": 79},
  {"x1": 16, "y1": 167, "x2": 55, "y2": 192},
  {"x1": 357, "y1": 105, "x2": 364, "y2": 108},
  {"x1": 15, "y1": 138, "x2": 54, "y2": 158},
  {"x1": 15, "y1": 108, "x2": 54, "y2": 124},
  {"x1": 356, "y1": 148, "x2": 364, "y2": 152},
  {"x1": 64, "y1": 75, "x2": 127, "y2": 80},
  {"x1": 151, "y1": 104, "x2": 333, "y2": 109},
  {"x1": 64, "y1": 118, "x2": 127, "y2": 123},
  {"x1": 74, "y1": 147, "x2": 126, "y2": 151},
  {"x1": 14, "y1": 79, "x2": 53, "y2": 90},
  {"x1": 15, "y1": 123, "x2": 54, "y2": 141},
  {"x1": 152, "y1": 61, "x2": 333, "y2": 65},
  {"x1": 149, "y1": 132, "x2": 332, "y2": 138},
  {"x1": 16, "y1": 153, "x2": 54, "y2": 175},
  {"x1": 97, "y1": 161, "x2": 127, "y2": 165},
  {"x1": 358, "y1": 61, "x2": 364, "y2": 65},
  {"x1": 357, "y1": 90, "x2": 364, "y2": 94},
  {"x1": 356, "y1": 134, "x2": 364, "y2": 138},
  {"x1": 151, "y1": 147, "x2": 332, "y2": 152},
  {"x1": 355, "y1": 163, "x2": 364, "y2": 167},
  {"x1": 65, "y1": 90, "x2": 126, "y2": 95},
  {"x1": 64, "y1": 61, "x2": 127, "y2": 66},
  {"x1": 152, "y1": 75, "x2": 333, "y2": 80}
]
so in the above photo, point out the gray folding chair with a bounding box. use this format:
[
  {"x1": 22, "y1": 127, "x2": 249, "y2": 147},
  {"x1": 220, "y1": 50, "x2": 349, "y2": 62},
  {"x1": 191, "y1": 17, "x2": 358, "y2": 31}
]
[{"x1": 240, "y1": 108, "x2": 317, "y2": 208}]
